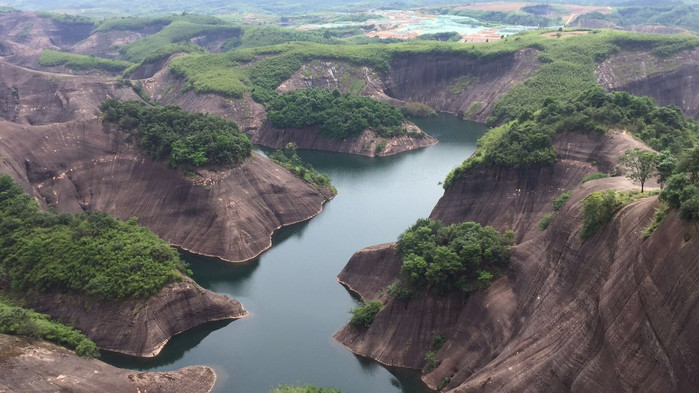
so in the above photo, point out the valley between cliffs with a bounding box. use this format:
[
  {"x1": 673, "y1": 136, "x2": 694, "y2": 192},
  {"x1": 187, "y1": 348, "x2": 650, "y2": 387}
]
[{"x1": 334, "y1": 131, "x2": 699, "y2": 392}]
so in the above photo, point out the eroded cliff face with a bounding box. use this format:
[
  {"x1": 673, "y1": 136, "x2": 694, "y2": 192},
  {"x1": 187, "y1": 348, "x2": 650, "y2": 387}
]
[
  {"x1": 0, "y1": 118, "x2": 329, "y2": 263},
  {"x1": 335, "y1": 133, "x2": 698, "y2": 392},
  {"x1": 0, "y1": 62, "x2": 330, "y2": 262},
  {"x1": 431, "y1": 131, "x2": 649, "y2": 243},
  {"x1": 0, "y1": 12, "x2": 94, "y2": 67},
  {"x1": 0, "y1": 334, "x2": 217, "y2": 392},
  {"x1": 19, "y1": 278, "x2": 246, "y2": 357},
  {"x1": 276, "y1": 60, "x2": 395, "y2": 105},
  {"x1": 384, "y1": 49, "x2": 540, "y2": 122},
  {"x1": 251, "y1": 120, "x2": 438, "y2": 157},
  {"x1": 0, "y1": 61, "x2": 138, "y2": 125},
  {"x1": 141, "y1": 54, "x2": 267, "y2": 132},
  {"x1": 275, "y1": 50, "x2": 540, "y2": 123},
  {"x1": 598, "y1": 48, "x2": 699, "y2": 119}
]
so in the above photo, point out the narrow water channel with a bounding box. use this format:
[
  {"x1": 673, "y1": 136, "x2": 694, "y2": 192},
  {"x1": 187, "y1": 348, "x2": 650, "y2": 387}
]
[{"x1": 102, "y1": 114, "x2": 487, "y2": 392}]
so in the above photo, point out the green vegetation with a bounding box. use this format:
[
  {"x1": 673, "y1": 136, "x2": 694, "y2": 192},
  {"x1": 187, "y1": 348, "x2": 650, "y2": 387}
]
[
  {"x1": 166, "y1": 38, "x2": 523, "y2": 99},
  {"x1": 36, "y1": 11, "x2": 95, "y2": 26},
  {"x1": 272, "y1": 385, "x2": 343, "y2": 393},
  {"x1": 115, "y1": 78, "x2": 156, "y2": 105},
  {"x1": 464, "y1": 102, "x2": 483, "y2": 119},
  {"x1": 489, "y1": 30, "x2": 699, "y2": 124},
  {"x1": 619, "y1": 148, "x2": 658, "y2": 193},
  {"x1": 443, "y1": 117, "x2": 556, "y2": 188},
  {"x1": 432, "y1": 333, "x2": 446, "y2": 350},
  {"x1": 538, "y1": 214, "x2": 553, "y2": 231},
  {"x1": 396, "y1": 219, "x2": 512, "y2": 295},
  {"x1": 94, "y1": 16, "x2": 172, "y2": 32},
  {"x1": 386, "y1": 280, "x2": 415, "y2": 300},
  {"x1": 656, "y1": 149, "x2": 678, "y2": 189},
  {"x1": 438, "y1": 377, "x2": 451, "y2": 390},
  {"x1": 416, "y1": 31, "x2": 461, "y2": 42},
  {"x1": 582, "y1": 172, "x2": 610, "y2": 183},
  {"x1": 0, "y1": 299, "x2": 99, "y2": 358},
  {"x1": 642, "y1": 202, "x2": 668, "y2": 239},
  {"x1": 268, "y1": 143, "x2": 336, "y2": 195},
  {"x1": 238, "y1": 25, "x2": 348, "y2": 48},
  {"x1": 168, "y1": 51, "x2": 251, "y2": 98},
  {"x1": 349, "y1": 299, "x2": 382, "y2": 328},
  {"x1": 435, "y1": 7, "x2": 563, "y2": 28},
  {"x1": 164, "y1": 29, "x2": 698, "y2": 106},
  {"x1": 580, "y1": 4, "x2": 699, "y2": 34},
  {"x1": 266, "y1": 88, "x2": 406, "y2": 141},
  {"x1": 39, "y1": 50, "x2": 133, "y2": 72},
  {"x1": 100, "y1": 99, "x2": 252, "y2": 168},
  {"x1": 402, "y1": 102, "x2": 436, "y2": 118},
  {"x1": 660, "y1": 172, "x2": 699, "y2": 221},
  {"x1": 123, "y1": 43, "x2": 206, "y2": 78},
  {"x1": 0, "y1": 175, "x2": 187, "y2": 300},
  {"x1": 120, "y1": 20, "x2": 240, "y2": 62},
  {"x1": 444, "y1": 87, "x2": 699, "y2": 189},
  {"x1": 581, "y1": 189, "x2": 659, "y2": 240},
  {"x1": 449, "y1": 75, "x2": 478, "y2": 95},
  {"x1": 553, "y1": 191, "x2": 571, "y2": 211},
  {"x1": 425, "y1": 350, "x2": 439, "y2": 370}
]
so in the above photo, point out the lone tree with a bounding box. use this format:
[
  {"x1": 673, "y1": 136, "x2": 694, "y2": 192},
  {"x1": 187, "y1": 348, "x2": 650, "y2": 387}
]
[{"x1": 619, "y1": 148, "x2": 658, "y2": 193}]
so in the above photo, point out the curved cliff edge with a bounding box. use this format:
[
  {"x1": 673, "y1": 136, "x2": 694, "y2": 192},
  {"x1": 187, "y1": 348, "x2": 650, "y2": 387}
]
[
  {"x1": 0, "y1": 61, "x2": 331, "y2": 263},
  {"x1": 250, "y1": 120, "x2": 437, "y2": 157},
  {"x1": 11, "y1": 277, "x2": 246, "y2": 357},
  {"x1": 334, "y1": 132, "x2": 698, "y2": 392},
  {"x1": 0, "y1": 334, "x2": 217, "y2": 393}
]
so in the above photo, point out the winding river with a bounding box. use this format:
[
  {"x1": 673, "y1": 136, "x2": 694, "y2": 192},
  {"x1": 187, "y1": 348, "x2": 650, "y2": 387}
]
[{"x1": 102, "y1": 114, "x2": 486, "y2": 392}]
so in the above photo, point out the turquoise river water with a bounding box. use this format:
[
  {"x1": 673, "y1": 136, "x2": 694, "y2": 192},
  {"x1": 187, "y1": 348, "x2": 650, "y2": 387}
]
[{"x1": 102, "y1": 114, "x2": 486, "y2": 392}]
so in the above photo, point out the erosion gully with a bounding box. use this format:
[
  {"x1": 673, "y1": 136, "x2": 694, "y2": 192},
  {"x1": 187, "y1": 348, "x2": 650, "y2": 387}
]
[{"x1": 102, "y1": 114, "x2": 486, "y2": 392}]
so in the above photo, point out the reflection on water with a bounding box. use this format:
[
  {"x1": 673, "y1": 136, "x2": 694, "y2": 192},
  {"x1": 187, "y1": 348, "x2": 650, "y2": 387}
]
[
  {"x1": 100, "y1": 319, "x2": 234, "y2": 369},
  {"x1": 103, "y1": 114, "x2": 486, "y2": 393}
]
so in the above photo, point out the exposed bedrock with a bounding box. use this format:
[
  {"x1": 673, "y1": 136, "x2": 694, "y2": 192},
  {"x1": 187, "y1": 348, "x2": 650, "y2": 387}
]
[
  {"x1": 0, "y1": 12, "x2": 93, "y2": 67},
  {"x1": 142, "y1": 54, "x2": 267, "y2": 132},
  {"x1": 335, "y1": 132, "x2": 697, "y2": 392},
  {"x1": 598, "y1": 48, "x2": 699, "y2": 120},
  {"x1": 275, "y1": 50, "x2": 540, "y2": 123},
  {"x1": 0, "y1": 334, "x2": 218, "y2": 392},
  {"x1": 0, "y1": 61, "x2": 330, "y2": 263},
  {"x1": 431, "y1": 131, "x2": 650, "y2": 243},
  {"x1": 0, "y1": 118, "x2": 330, "y2": 263},
  {"x1": 250, "y1": 120, "x2": 438, "y2": 157},
  {"x1": 17, "y1": 278, "x2": 246, "y2": 357},
  {"x1": 383, "y1": 49, "x2": 540, "y2": 122},
  {"x1": 0, "y1": 61, "x2": 139, "y2": 125}
]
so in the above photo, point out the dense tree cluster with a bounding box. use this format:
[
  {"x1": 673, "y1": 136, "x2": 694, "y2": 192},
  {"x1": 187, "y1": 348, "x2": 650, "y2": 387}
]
[
  {"x1": 0, "y1": 175, "x2": 187, "y2": 300},
  {"x1": 444, "y1": 88, "x2": 698, "y2": 188},
  {"x1": 0, "y1": 300, "x2": 99, "y2": 358},
  {"x1": 100, "y1": 99, "x2": 252, "y2": 168},
  {"x1": 266, "y1": 88, "x2": 406, "y2": 141},
  {"x1": 395, "y1": 219, "x2": 513, "y2": 295},
  {"x1": 660, "y1": 147, "x2": 699, "y2": 220}
]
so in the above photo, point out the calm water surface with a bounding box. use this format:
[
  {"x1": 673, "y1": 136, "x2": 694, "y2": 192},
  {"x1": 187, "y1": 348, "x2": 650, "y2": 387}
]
[{"x1": 102, "y1": 114, "x2": 486, "y2": 392}]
